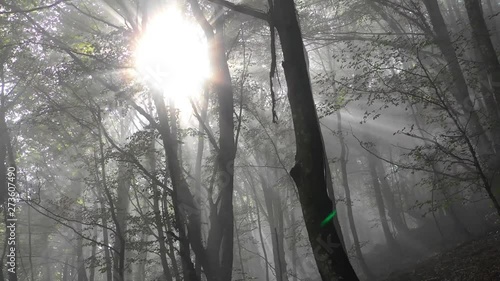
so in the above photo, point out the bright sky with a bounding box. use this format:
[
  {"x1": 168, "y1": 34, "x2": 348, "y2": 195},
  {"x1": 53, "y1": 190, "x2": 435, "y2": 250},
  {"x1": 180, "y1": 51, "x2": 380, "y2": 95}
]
[{"x1": 134, "y1": 7, "x2": 210, "y2": 111}]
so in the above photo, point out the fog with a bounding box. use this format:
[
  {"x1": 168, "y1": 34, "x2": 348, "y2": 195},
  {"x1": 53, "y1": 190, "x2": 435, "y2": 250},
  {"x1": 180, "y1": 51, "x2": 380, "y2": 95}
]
[{"x1": 1, "y1": 0, "x2": 499, "y2": 281}]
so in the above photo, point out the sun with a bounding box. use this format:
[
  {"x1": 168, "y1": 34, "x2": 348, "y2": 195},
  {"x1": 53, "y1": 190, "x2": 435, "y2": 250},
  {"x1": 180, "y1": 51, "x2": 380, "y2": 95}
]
[{"x1": 134, "y1": 8, "x2": 210, "y2": 105}]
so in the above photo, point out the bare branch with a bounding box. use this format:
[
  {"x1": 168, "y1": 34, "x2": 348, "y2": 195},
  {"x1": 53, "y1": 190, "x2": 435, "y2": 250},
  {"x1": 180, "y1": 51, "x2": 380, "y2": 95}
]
[
  {"x1": 190, "y1": 98, "x2": 220, "y2": 151},
  {"x1": 0, "y1": 0, "x2": 66, "y2": 14},
  {"x1": 205, "y1": 0, "x2": 269, "y2": 22},
  {"x1": 187, "y1": 0, "x2": 215, "y2": 38}
]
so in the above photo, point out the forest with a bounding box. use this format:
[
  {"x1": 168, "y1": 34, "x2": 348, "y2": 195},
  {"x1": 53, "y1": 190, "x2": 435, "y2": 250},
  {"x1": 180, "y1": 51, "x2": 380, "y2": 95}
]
[{"x1": 1, "y1": 0, "x2": 500, "y2": 280}]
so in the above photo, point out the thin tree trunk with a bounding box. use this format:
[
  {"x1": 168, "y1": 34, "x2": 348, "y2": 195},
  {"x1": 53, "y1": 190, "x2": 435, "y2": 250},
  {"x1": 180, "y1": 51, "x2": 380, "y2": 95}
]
[
  {"x1": 423, "y1": 0, "x2": 500, "y2": 213},
  {"x1": 97, "y1": 124, "x2": 119, "y2": 281},
  {"x1": 150, "y1": 136, "x2": 173, "y2": 281},
  {"x1": 151, "y1": 89, "x2": 199, "y2": 281},
  {"x1": 193, "y1": 88, "x2": 208, "y2": 280},
  {"x1": 89, "y1": 228, "x2": 97, "y2": 281},
  {"x1": 410, "y1": 104, "x2": 472, "y2": 237},
  {"x1": 0, "y1": 123, "x2": 5, "y2": 281},
  {"x1": 101, "y1": 200, "x2": 112, "y2": 281},
  {"x1": 76, "y1": 209, "x2": 89, "y2": 281},
  {"x1": 464, "y1": 0, "x2": 500, "y2": 156},
  {"x1": 485, "y1": 0, "x2": 500, "y2": 45},
  {"x1": 28, "y1": 204, "x2": 34, "y2": 281},
  {"x1": 336, "y1": 112, "x2": 373, "y2": 279},
  {"x1": 70, "y1": 255, "x2": 77, "y2": 280},
  {"x1": 374, "y1": 155, "x2": 409, "y2": 235},
  {"x1": 235, "y1": 217, "x2": 246, "y2": 281},
  {"x1": 113, "y1": 117, "x2": 132, "y2": 281},
  {"x1": 423, "y1": 0, "x2": 494, "y2": 158},
  {"x1": 164, "y1": 212, "x2": 180, "y2": 280},
  {"x1": 248, "y1": 174, "x2": 270, "y2": 281},
  {"x1": 464, "y1": 0, "x2": 500, "y2": 112},
  {"x1": 153, "y1": 185, "x2": 172, "y2": 281},
  {"x1": 0, "y1": 109, "x2": 17, "y2": 281},
  {"x1": 134, "y1": 132, "x2": 155, "y2": 281},
  {"x1": 365, "y1": 144, "x2": 399, "y2": 251},
  {"x1": 388, "y1": 149, "x2": 408, "y2": 229},
  {"x1": 260, "y1": 173, "x2": 288, "y2": 281}
]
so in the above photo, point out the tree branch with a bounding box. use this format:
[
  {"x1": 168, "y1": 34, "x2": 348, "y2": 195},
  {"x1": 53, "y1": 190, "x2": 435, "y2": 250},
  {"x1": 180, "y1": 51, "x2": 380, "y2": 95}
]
[
  {"x1": 205, "y1": 0, "x2": 269, "y2": 22},
  {"x1": 0, "y1": 0, "x2": 66, "y2": 14}
]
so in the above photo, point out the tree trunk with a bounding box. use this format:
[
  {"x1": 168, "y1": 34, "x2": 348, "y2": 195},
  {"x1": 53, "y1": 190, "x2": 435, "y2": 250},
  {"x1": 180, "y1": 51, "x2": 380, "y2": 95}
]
[
  {"x1": 151, "y1": 90, "x2": 199, "y2": 281},
  {"x1": 289, "y1": 208, "x2": 298, "y2": 281},
  {"x1": 0, "y1": 109, "x2": 17, "y2": 281},
  {"x1": 101, "y1": 199, "x2": 112, "y2": 281},
  {"x1": 184, "y1": 3, "x2": 240, "y2": 280},
  {"x1": 0, "y1": 113, "x2": 5, "y2": 281},
  {"x1": 193, "y1": 88, "x2": 208, "y2": 281},
  {"x1": 234, "y1": 216, "x2": 246, "y2": 281},
  {"x1": 97, "y1": 125, "x2": 116, "y2": 281},
  {"x1": 260, "y1": 173, "x2": 288, "y2": 281},
  {"x1": 249, "y1": 174, "x2": 270, "y2": 281},
  {"x1": 410, "y1": 104, "x2": 472, "y2": 238},
  {"x1": 365, "y1": 145, "x2": 399, "y2": 251},
  {"x1": 205, "y1": 17, "x2": 236, "y2": 281},
  {"x1": 464, "y1": 0, "x2": 500, "y2": 113},
  {"x1": 113, "y1": 154, "x2": 131, "y2": 280},
  {"x1": 336, "y1": 112, "x2": 372, "y2": 279},
  {"x1": 76, "y1": 211, "x2": 89, "y2": 281},
  {"x1": 374, "y1": 153, "x2": 409, "y2": 235},
  {"x1": 423, "y1": 0, "x2": 500, "y2": 211},
  {"x1": 271, "y1": 0, "x2": 359, "y2": 279},
  {"x1": 89, "y1": 228, "x2": 97, "y2": 281},
  {"x1": 152, "y1": 194, "x2": 172, "y2": 281},
  {"x1": 485, "y1": 0, "x2": 500, "y2": 45},
  {"x1": 28, "y1": 203, "x2": 34, "y2": 281},
  {"x1": 164, "y1": 211, "x2": 180, "y2": 280},
  {"x1": 134, "y1": 134, "x2": 154, "y2": 281},
  {"x1": 465, "y1": 0, "x2": 500, "y2": 157},
  {"x1": 423, "y1": 0, "x2": 494, "y2": 157},
  {"x1": 150, "y1": 131, "x2": 173, "y2": 281}
]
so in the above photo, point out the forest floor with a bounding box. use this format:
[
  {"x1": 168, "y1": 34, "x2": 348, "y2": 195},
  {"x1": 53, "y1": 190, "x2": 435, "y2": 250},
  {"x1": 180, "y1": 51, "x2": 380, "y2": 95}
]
[{"x1": 382, "y1": 229, "x2": 500, "y2": 281}]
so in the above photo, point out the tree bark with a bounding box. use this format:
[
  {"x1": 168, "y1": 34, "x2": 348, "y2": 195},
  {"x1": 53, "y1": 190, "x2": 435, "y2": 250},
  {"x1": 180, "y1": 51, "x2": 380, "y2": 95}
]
[
  {"x1": 187, "y1": 4, "x2": 237, "y2": 280},
  {"x1": 289, "y1": 208, "x2": 298, "y2": 281},
  {"x1": 271, "y1": 0, "x2": 359, "y2": 279},
  {"x1": 205, "y1": 17, "x2": 236, "y2": 281}
]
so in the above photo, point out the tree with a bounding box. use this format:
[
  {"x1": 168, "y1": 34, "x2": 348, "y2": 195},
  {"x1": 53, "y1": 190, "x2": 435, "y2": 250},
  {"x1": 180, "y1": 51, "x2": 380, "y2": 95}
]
[{"x1": 271, "y1": 1, "x2": 359, "y2": 279}]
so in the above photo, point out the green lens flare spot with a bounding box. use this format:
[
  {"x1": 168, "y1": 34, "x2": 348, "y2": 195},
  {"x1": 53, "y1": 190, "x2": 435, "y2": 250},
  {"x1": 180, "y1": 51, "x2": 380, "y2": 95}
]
[{"x1": 320, "y1": 210, "x2": 337, "y2": 227}]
